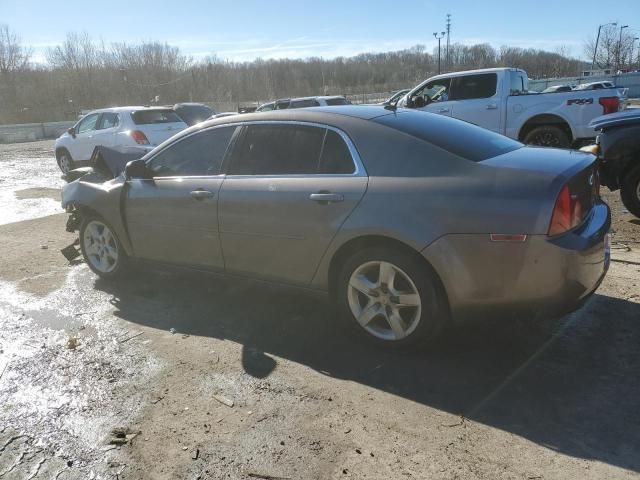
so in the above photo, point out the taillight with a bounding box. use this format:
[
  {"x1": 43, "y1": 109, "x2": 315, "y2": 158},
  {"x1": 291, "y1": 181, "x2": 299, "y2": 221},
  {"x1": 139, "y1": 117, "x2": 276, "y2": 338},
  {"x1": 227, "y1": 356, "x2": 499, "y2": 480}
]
[
  {"x1": 599, "y1": 96, "x2": 620, "y2": 115},
  {"x1": 129, "y1": 130, "x2": 149, "y2": 145},
  {"x1": 548, "y1": 184, "x2": 586, "y2": 236}
]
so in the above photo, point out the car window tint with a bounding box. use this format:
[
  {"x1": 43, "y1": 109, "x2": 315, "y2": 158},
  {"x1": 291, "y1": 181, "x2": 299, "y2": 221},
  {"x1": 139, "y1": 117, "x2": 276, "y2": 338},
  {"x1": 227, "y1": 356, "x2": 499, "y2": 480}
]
[
  {"x1": 374, "y1": 110, "x2": 521, "y2": 162},
  {"x1": 77, "y1": 113, "x2": 100, "y2": 133},
  {"x1": 290, "y1": 99, "x2": 320, "y2": 108},
  {"x1": 229, "y1": 124, "x2": 325, "y2": 175},
  {"x1": 450, "y1": 73, "x2": 497, "y2": 100},
  {"x1": 98, "y1": 112, "x2": 119, "y2": 129},
  {"x1": 319, "y1": 130, "x2": 355, "y2": 174},
  {"x1": 147, "y1": 126, "x2": 236, "y2": 177},
  {"x1": 325, "y1": 97, "x2": 348, "y2": 106},
  {"x1": 132, "y1": 109, "x2": 183, "y2": 125}
]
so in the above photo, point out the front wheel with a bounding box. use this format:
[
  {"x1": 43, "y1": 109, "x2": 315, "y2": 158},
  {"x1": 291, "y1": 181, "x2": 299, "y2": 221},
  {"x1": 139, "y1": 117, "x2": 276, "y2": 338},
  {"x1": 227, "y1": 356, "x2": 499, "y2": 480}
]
[
  {"x1": 336, "y1": 247, "x2": 446, "y2": 349},
  {"x1": 620, "y1": 164, "x2": 640, "y2": 218},
  {"x1": 57, "y1": 150, "x2": 75, "y2": 174},
  {"x1": 523, "y1": 125, "x2": 571, "y2": 149},
  {"x1": 79, "y1": 217, "x2": 128, "y2": 278}
]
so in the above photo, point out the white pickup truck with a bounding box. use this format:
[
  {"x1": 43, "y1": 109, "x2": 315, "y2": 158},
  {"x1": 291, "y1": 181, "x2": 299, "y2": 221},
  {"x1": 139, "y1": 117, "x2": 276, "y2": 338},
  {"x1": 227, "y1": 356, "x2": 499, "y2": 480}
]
[{"x1": 398, "y1": 67, "x2": 626, "y2": 148}]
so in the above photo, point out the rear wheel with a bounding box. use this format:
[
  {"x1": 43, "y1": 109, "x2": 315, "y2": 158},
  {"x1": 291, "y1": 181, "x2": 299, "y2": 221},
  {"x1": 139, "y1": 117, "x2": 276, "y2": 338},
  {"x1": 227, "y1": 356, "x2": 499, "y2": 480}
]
[
  {"x1": 79, "y1": 217, "x2": 128, "y2": 278},
  {"x1": 523, "y1": 125, "x2": 571, "y2": 148},
  {"x1": 337, "y1": 247, "x2": 446, "y2": 349},
  {"x1": 57, "y1": 150, "x2": 75, "y2": 174},
  {"x1": 620, "y1": 164, "x2": 640, "y2": 218}
]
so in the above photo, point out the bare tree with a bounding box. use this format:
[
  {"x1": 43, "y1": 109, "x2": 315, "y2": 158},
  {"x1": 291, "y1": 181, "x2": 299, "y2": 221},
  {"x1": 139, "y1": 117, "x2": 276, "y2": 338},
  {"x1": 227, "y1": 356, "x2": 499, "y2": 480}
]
[
  {"x1": 0, "y1": 24, "x2": 31, "y2": 74},
  {"x1": 584, "y1": 24, "x2": 637, "y2": 70}
]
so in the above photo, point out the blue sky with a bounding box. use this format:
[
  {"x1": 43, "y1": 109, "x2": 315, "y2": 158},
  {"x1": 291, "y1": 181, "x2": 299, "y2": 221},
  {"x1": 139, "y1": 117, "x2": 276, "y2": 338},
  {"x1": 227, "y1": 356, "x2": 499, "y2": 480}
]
[{"x1": 1, "y1": 0, "x2": 639, "y2": 63}]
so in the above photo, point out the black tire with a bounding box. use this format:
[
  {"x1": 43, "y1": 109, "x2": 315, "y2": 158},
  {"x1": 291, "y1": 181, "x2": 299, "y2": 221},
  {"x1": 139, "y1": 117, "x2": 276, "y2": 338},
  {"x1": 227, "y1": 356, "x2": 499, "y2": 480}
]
[
  {"x1": 620, "y1": 164, "x2": 640, "y2": 218},
  {"x1": 336, "y1": 247, "x2": 447, "y2": 349},
  {"x1": 523, "y1": 125, "x2": 571, "y2": 148},
  {"x1": 57, "y1": 149, "x2": 75, "y2": 174},
  {"x1": 79, "y1": 216, "x2": 128, "y2": 279}
]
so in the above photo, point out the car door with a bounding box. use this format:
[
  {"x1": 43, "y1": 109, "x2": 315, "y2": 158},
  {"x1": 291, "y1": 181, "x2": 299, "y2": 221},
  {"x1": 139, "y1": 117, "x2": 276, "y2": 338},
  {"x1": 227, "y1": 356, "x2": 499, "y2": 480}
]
[
  {"x1": 91, "y1": 112, "x2": 119, "y2": 150},
  {"x1": 218, "y1": 122, "x2": 368, "y2": 285},
  {"x1": 410, "y1": 78, "x2": 454, "y2": 117},
  {"x1": 124, "y1": 125, "x2": 238, "y2": 269},
  {"x1": 448, "y1": 73, "x2": 501, "y2": 132},
  {"x1": 71, "y1": 112, "x2": 101, "y2": 161}
]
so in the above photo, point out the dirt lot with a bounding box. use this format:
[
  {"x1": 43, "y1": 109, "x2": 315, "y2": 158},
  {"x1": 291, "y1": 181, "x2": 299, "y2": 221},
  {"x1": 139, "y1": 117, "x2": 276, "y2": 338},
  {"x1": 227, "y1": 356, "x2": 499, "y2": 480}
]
[{"x1": 0, "y1": 140, "x2": 639, "y2": 480}]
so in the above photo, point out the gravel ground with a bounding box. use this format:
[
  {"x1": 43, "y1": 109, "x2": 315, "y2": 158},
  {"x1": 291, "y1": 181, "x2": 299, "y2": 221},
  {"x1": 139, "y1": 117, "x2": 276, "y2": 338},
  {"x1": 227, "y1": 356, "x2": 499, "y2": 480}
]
[{"x1": 0, "y1": 140, "x2": 639, "y2": 480}]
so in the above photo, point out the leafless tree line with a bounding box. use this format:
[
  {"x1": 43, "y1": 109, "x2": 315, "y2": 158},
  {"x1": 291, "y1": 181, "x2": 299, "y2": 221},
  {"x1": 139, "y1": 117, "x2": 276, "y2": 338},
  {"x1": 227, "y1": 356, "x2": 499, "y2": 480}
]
[
  {"x1": 583, "y1": 24, "x2": 639, "y2": 71},
  {"x1": 1, "y1": 26, "x2": 588, "y2": 124}
]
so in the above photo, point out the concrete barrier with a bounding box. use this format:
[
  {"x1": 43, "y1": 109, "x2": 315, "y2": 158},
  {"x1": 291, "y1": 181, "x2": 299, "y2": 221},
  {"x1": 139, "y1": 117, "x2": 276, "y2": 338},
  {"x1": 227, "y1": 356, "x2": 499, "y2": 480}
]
[{"x1": 0, "y1": 121, "x2": 75, "y2": 144}]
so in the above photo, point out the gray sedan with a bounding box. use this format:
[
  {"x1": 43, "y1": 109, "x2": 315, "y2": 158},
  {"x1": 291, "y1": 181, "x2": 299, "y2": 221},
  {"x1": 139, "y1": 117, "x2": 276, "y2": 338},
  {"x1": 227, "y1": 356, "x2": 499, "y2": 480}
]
[{"x1": 62, "y1": 106, "x2": 610, "y2": 348}]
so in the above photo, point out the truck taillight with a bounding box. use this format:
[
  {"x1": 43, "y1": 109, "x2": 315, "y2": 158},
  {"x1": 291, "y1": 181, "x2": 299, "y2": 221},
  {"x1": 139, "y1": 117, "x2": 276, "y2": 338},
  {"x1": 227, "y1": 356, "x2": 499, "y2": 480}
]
[
  {"x1": 129, "y1": 130, "x2": 149, "y2": 145},
  {"x1": 548, "y1": 184, "x2": 586, "y2": 236},
  {"x1": 599, "y1": 96, "x2": 620, "y2": 115}
]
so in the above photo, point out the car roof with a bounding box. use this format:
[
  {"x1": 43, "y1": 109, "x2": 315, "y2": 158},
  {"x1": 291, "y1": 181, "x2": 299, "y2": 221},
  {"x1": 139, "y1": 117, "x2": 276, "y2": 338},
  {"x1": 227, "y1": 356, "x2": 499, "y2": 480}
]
[{"x1": 87, "y1": 106, "x2": 176, "y2": 114}]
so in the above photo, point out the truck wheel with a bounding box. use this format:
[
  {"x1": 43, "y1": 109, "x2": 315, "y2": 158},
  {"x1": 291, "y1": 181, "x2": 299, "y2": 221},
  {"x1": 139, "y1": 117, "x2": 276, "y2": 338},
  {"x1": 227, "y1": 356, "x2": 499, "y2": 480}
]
[
  {"x1": 620, "y1": 164, "x2": 640, "y2": 218},
  {"x1": 523, "y1": 125, "x2": 571, "y2": 148}
]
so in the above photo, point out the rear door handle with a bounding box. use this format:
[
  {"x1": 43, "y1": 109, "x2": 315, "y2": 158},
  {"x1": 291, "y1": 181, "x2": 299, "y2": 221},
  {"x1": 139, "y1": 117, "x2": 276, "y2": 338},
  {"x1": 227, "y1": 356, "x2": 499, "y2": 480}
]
[
  {"x1": 190, "y1": 189, "x2": 214, "y2": 200},
  {"x1": 486, "y1": 104, "x2": 498, "y2": 110},
  {"x1": 309, "y1": 192, "x2": 344, "y2": 204},
  {"x1": 437, "y1": 108, "x2": 449, "y2": 113}
]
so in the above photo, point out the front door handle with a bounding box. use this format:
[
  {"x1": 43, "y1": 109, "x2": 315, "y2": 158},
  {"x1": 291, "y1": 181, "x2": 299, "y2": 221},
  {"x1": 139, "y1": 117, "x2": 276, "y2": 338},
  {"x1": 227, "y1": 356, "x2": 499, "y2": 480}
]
[
  {"x1": 190, "y1": 189, "x2": 214, "y2": 200},
  {"x1": 486, "y1": 103, "x2": 498, "y2": 110},
  {"x1": 437, "y1": 108, "x2": 449, "y2": 113},
  {"x1": 309, "y1": 192, "x2": 344, "y2": 204}
]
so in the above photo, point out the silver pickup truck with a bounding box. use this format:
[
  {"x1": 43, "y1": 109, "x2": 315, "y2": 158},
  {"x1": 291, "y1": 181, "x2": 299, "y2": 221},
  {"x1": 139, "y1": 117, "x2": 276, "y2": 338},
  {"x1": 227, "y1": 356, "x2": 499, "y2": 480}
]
[{"x1": 398, "y1": 67, "x2": 627, "y2": 148}]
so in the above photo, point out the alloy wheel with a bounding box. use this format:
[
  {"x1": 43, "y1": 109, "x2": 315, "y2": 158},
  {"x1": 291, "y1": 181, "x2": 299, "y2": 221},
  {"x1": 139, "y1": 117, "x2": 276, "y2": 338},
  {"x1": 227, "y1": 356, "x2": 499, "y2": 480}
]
[
  {"x1": 347, "y1": 261, "x2": 422, "y2": 341},
  {"x1": 59, "y1": 153, "x2": 72, "y2": 174},
  {"x1": 82, "y1": 220, "x2": 119, "y2": 273}
]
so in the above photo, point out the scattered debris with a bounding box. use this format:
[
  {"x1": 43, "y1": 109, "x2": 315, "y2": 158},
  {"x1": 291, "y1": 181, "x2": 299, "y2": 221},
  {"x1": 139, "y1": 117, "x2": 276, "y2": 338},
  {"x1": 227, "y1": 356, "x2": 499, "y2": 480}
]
[
  {"x1": 66, "y1": 337, "x2": 79, "y2": 350},
  {"x1": 247, "y1": 472, "x2": 291, "y2": 480},
  {"x1": 40, "y1": 245, "x2": 48, "y2": 249},
  {"x1": 355, "y1": 448, "x2": 361, "y2": 454},
  {"x1": 151, "y1": 396, "x2": 164, "y2": 405},
  {"x1": 60, "y1": 240, "x2": 81, "y2": 261},
  {"x1": 120, "y1": 332, "x2": 144, "y2": 344},
  {"x1": 182, "y1": 334, "x2": 190, "y2": 339},
  {"x1": 0, "y1": 360, "x2": 9, "y2": 381},
  {"x1": 169, "y1": 328, "x2": 177, "y2": 334},
  {"x1": 192, "y1": 448, "x2": 200, "y2": 460},
  {"x1": 213, "y1": 394, "x2": 234, "y2": 408},
  {"x1": 108, "y1": 428, "x2": 139, "y2": 445},
  {"x1": 343, "y1": 428, "x2": 351, "y2": 434}
]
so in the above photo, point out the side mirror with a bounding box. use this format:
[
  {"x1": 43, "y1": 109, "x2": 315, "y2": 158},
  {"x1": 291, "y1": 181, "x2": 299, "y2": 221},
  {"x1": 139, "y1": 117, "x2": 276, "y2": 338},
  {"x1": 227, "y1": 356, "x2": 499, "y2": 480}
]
[
  {"x1": 67, "y1": 127, "x2": 76, "y2": 138},
  {"x1": 124, "y1": 159, "x2": 152, "y2": 179}
]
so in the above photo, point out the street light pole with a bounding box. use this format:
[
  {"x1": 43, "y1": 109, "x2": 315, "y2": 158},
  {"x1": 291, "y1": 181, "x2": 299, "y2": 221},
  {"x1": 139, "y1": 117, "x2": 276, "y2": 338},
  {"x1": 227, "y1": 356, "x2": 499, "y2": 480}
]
[
  {"x1": 617, "y1": 24, "x2": 629, "y2": 72},
  {"x1": 634, "y1": 37, "x2": 640, "y2": 71},
  {"x1": 592, "y1": 21, "x2": 617, "y2": 72},
  {"x1": 434, "y1": 32, "x2": 445, "y2": 74}
]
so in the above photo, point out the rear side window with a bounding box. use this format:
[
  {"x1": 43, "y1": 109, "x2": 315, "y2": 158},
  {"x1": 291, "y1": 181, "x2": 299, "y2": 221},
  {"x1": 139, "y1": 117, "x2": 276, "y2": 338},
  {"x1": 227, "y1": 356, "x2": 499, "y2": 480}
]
[
  {"x1": 228, "y1": 124, "x2": 325, "y2": 175},
  {"x1": 131, "y1": 109, "x2": 183, "y2": 125},
  {"x1": 319, "y1": 130, "x2": 355, "y2": 174},
  {"x1": 325, "y1": 97, "x2": 348, "y2": 106},
  {"x1": 97, "y1": 112, "x2": 119, "y2": 129},
  {"x1": 147, "y1": 126, "x2": 236, "y2": 177},
  {"x1": 290, "y1": 99, "x2": 320, "y2": 108},
  {"x1": 228, "y1": 124, "x2": 356, "y2": 175},
  {"x1": 451, "y1": 73, "x2": 497, "y2": 100},
  {"x1": 374, "y1": 111, "x2": 521, "y2": 162}
]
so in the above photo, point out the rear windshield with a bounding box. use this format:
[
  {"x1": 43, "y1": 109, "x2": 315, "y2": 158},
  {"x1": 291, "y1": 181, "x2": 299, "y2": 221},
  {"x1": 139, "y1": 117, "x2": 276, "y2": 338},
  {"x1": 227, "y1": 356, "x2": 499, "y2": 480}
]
[
  {"x1": 174, "y1": 105, "x2": 214, "y2": 125},
  {"x1": 131, "y1": 109, "x2": 183, "y2": 125},
  {"x1": 325, "y1": 97, "x2": 348, "y2": 106},
  {"x1": 374, "y1": 110, "x2": 522, "y2": 162}
]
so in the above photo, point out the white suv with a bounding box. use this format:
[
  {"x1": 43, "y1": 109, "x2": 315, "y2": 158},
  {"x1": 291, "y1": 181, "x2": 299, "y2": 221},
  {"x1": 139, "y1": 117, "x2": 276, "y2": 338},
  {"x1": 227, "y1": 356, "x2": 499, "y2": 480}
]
[{"x1": 55, "y1": 106, "x2": 188, "y2": 173}]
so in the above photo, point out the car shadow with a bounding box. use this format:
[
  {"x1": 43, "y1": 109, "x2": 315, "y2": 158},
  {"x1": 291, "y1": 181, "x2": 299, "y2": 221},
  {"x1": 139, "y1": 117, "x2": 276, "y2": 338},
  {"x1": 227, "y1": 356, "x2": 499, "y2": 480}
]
[{"x1": 94, "y1": 268, "x2": 640, "y2": 473}]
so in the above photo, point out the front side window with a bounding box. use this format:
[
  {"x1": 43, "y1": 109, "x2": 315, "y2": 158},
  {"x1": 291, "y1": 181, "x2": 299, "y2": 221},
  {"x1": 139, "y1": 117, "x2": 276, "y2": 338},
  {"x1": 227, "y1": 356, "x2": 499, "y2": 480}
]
[
  {"x1": 450, "y1": 73, "x2": 497, "y2": 100},
  {"x1": 409, "y1": 78, "x2": 451, "y2": 108},
  {"x1": 77, "y1": 113, "x2": 100, "y2": 133},
  {"x1": 98, "y1": 112, "x2": 119, "y2": 129},
  {"x1": 147, "y1": 126, "x2": 236, "y2": 177}
]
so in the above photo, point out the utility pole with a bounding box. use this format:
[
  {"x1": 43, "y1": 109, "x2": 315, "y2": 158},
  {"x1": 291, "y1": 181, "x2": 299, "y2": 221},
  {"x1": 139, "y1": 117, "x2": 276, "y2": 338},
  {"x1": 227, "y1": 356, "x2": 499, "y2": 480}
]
[
  {"x1": 617, "y1": 24, "x2": 629, "y2": 72},
  {"x1": 592, "y1": 21, "x2": 617, "y2": 72},
  {"x1": 434, "y1": 32, "x2": 445, "y2": 74},
  {"x1": 445, "y1": 14, "x2": 451, "y2": 70},
  {"x1": 634, "y1": 37, "x2": 640, "y2": 70}
]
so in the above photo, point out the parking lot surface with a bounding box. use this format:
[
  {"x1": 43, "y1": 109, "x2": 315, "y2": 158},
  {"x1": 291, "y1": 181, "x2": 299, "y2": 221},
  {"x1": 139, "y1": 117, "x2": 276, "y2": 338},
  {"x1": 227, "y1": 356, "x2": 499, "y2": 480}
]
[{"x1": 0, "y1": 140, "x2": 639, "y2": 480}]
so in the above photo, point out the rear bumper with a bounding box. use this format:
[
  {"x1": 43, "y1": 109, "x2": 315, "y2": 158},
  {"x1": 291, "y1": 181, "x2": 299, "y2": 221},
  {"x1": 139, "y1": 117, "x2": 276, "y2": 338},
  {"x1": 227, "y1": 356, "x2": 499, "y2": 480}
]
[{"x1": 422, "y1": 201, "x2": 611, "y2": 323}]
